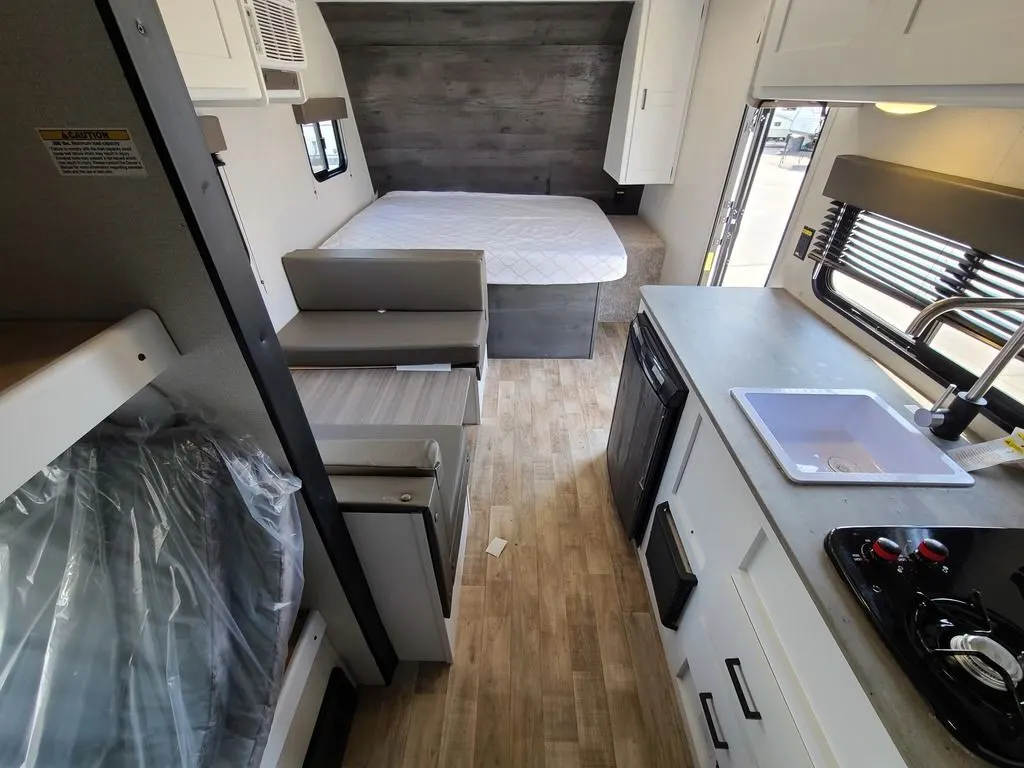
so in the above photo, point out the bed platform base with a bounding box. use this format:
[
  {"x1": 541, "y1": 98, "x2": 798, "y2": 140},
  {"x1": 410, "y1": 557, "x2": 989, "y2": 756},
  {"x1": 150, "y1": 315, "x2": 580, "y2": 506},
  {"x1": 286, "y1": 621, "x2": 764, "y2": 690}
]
[{"x1": 487, "y1": 283, "x2": 600, "y2": 360}]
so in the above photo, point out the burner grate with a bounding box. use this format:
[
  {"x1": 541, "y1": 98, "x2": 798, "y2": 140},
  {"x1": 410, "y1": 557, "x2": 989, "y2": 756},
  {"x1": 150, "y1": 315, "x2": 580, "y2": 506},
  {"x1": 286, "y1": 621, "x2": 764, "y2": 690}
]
[{"x1": 912, "y1": 590, "x2": 1024, "y2": 731}]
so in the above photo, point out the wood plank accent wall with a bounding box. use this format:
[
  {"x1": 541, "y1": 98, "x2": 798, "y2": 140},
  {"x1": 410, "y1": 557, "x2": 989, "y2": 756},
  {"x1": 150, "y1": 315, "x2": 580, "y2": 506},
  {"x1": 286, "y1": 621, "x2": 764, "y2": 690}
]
[{"x1": 321, "y1": 3, "x2": 632, "y2": 204}]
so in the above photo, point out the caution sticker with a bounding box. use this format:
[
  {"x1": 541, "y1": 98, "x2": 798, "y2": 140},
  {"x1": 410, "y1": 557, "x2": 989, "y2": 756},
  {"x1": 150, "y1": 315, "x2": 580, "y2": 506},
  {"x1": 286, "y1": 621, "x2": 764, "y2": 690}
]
[{"x1": 37, "y1": 128, "x2": 147, "y2": 177}]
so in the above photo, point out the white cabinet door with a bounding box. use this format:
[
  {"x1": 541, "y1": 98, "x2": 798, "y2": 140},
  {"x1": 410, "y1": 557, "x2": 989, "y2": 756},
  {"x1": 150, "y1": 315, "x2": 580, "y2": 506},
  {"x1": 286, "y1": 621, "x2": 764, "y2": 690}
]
[
  {"x1": 753, "y1": 0, "x2": 1024, "y2": 104},
  {"x1": 622, "y1": 90, "x2": 686, "y2": 186},
  {"x1": 706, "y1": 575, "x2": 814, "y2": 768},
  {"x1": 603, "y1": 0, "x2": 647, "y2": 183},
  {"x1": 860, "y1": 0, "x2": 1024, "y2": 87},
  {"x1": 156, "y1": 0, "x2": 267, "y2": 105},
  {"x1": 672, "y1": 415, "x2": 763, "y2": 577},
  {"x1": 605, "y1": 0, "x2": 707, "y2": 185},
  {"x1": 674, "y1": 595, "x2": 752, "y2": 768},
  {"x1": 753, "y1": 0, "x2": 884, "y2": 90},
  {"x1": 624, "y1": 0, "x2": 706, "y2": 184}
]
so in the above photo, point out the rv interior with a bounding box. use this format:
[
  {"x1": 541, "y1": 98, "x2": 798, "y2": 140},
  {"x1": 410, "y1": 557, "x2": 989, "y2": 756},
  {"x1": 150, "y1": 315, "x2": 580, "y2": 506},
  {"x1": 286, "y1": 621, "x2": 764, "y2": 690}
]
[{"x1": 3, "y1": 0, "x2": 1024, "y2": 766}]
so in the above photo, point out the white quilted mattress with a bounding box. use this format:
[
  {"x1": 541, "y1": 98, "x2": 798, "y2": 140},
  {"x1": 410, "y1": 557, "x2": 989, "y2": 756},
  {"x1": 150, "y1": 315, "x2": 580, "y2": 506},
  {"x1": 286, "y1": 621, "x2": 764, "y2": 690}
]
[{"x1": 320, "y1": 191, "x2": 628, "y2": 285}]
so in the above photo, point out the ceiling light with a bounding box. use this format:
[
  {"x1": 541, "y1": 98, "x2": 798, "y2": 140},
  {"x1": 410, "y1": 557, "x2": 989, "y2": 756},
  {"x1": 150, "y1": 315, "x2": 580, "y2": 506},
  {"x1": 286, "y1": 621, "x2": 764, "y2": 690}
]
[{"x1": 874, "y1": 102, "x2": 937, "y2": 115}]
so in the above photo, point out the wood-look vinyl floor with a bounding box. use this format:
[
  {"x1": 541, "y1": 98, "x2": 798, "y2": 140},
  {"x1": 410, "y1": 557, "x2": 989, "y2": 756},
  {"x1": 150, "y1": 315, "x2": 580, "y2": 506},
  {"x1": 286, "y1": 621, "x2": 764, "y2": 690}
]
[{"x1": 341, "y1": 324, "x2": 695, "y2": 768}]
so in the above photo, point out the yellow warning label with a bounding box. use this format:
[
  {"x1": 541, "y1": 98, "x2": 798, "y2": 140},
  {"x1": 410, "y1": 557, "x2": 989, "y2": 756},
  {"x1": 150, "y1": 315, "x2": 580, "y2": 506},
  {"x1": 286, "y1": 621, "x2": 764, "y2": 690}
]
[
  {"x1": 1004, "y1": 427, "x2": 1024, "y2": 456},
  {"x1": 36, "y1": 127, "x2": 145, "y2": 177}
]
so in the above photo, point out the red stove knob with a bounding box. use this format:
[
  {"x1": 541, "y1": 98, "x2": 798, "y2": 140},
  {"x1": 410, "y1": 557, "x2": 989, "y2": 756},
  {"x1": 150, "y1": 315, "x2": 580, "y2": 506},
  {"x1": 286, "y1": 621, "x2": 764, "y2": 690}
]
[
  {"x1": 917, "y1": 538, "x2": 949, "y2": 563},
  {"x1": 871, "y1": 537, "x2": 902, "y2": 562}
]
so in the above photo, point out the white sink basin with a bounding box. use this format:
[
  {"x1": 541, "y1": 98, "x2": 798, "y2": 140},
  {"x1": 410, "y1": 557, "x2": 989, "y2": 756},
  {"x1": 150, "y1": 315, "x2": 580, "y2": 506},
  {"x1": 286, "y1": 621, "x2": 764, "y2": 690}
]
[{"x1": 731, "y1": 388, "x2": 974, "y2": 487}]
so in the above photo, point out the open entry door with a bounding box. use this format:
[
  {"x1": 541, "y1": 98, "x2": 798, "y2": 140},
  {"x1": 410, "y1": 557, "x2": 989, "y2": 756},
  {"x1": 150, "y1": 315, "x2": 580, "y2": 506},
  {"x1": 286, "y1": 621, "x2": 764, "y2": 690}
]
[
  {"x1": 702, "y1": 105, "x2": 826, "y2": 286},
  {"x1": 702, "y1": 107, "x2": 770, "y2": 285}
]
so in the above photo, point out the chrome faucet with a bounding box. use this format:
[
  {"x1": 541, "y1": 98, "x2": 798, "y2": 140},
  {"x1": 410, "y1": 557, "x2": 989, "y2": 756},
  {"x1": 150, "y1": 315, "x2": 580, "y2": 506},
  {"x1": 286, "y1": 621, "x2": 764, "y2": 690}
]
[{"x1": 907, "y1": 296, "x2": 1024, "y2": 440}]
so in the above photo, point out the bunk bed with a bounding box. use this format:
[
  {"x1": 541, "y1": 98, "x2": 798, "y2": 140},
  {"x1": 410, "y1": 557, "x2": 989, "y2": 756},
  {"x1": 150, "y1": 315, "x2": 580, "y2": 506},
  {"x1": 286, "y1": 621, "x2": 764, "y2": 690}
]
[
  {"x1": 1, "y1": 0, "x2": 394, "y2": 764},
  {"x1": 319, "y1": 191, "x2": 629, "y2": 358}
]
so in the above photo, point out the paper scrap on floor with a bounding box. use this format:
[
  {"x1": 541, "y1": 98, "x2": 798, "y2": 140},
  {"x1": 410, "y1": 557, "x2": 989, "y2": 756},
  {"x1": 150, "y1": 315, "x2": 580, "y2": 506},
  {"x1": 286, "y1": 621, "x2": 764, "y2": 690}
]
[{"x1": 486, "y1": 537, "x2": 508, "y2": 558}]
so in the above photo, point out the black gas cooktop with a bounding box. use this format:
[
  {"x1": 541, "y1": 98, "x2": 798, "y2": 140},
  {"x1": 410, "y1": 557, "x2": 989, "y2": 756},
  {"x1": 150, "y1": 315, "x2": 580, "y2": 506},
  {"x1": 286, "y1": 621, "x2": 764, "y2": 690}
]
[{"x1": 826, "y1": 526, "x2": 1024, "y2": 767}]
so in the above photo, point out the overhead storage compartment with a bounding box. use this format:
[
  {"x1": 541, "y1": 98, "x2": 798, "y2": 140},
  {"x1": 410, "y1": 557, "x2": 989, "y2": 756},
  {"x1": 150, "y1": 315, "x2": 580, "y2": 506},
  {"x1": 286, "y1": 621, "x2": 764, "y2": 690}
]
[
  {"x1": 156, "y1": 0, "x2": 308, "y2": 106},
  {"x1": 604, "y1": 0, "x2": 708, "y2": 185},
  {"x1": 751, "y1": 0, "x2": 1024, "y2": 108}
]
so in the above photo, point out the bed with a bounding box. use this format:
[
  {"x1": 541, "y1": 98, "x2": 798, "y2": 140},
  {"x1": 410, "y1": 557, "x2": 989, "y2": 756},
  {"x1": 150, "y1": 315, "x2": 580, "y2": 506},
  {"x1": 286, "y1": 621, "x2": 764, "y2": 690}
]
[{"x1": 320, "y1": 191, "x2": 628, "y2": 359}]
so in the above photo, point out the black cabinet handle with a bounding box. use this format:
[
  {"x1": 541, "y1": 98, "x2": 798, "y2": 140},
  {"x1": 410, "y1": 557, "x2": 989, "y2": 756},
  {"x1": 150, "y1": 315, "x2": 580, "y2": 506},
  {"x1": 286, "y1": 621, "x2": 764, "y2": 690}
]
[
  {"x1": 699, "y1": 692, "x2": 728, "y2": 749},
  {"x1": 725, "y1": 658, "x2": 763, "y2": 720}
]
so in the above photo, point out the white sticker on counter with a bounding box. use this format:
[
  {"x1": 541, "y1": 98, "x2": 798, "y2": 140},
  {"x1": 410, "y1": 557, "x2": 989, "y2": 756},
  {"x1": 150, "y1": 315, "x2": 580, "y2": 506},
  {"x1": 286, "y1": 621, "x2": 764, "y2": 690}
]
[
  {"x1": 37, "y1": 128, "x2": 147, "y2": 177},
  {"x1": 947, "y1": 428, "x2": 1024, "y2": 472}
]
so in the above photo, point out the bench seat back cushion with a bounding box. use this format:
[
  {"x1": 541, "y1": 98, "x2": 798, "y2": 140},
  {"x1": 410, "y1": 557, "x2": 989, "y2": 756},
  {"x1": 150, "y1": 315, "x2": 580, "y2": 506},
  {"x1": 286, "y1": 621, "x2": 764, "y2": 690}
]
[
  {"x1": 278, "y1": 310, "x2": 486, "y2": 368},
  {"x1": 284, "y1": 249, "x2": 486, "y2": 312}
]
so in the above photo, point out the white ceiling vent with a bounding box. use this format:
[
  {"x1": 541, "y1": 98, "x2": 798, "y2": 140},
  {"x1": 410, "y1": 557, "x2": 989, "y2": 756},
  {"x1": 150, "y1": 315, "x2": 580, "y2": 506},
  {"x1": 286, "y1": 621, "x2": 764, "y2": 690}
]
[{"x1": 243, "y1": 0, "x2": 307, "y2": 72}]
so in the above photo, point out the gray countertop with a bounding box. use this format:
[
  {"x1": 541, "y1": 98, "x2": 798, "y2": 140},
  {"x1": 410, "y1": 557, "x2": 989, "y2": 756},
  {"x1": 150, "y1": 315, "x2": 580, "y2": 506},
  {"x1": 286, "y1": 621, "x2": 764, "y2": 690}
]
[{"x1": 641, "y1": 285, "x2": 1024, "y2": 768}]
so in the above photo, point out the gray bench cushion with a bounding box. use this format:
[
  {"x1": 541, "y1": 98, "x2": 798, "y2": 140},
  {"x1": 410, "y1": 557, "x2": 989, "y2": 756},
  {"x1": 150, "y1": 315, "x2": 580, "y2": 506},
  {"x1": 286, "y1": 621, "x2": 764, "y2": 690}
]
[
  {"x1": 316, "y1": 438, "x2": 441, "y2": 477},
  {"x1": 278, "y1": 310, "x2": 486, "y2": 368},
  {"x1": 284, "y1": 249, "x2": 486, "y2": 312}
]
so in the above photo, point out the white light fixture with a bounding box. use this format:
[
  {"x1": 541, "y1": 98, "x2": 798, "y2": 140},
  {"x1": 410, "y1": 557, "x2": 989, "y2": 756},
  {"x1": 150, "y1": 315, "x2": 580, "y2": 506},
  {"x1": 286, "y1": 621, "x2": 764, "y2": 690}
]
[{"x1": 875, "y1": 102, "x2": 937, "y2": 115}]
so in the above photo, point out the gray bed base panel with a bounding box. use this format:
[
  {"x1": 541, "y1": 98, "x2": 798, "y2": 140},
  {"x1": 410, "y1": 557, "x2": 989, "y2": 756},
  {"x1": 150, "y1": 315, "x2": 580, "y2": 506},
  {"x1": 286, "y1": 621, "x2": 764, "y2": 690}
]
[{"x1": 486, "y1": 283, "x2": 600, "y2": 360}]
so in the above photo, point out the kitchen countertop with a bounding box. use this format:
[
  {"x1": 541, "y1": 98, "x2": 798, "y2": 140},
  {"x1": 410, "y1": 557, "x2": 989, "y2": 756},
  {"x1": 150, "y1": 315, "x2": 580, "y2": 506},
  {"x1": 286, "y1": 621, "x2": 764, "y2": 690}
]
[{"x1": 641, "y1": 285, "x2": 1024, "y2": 768}]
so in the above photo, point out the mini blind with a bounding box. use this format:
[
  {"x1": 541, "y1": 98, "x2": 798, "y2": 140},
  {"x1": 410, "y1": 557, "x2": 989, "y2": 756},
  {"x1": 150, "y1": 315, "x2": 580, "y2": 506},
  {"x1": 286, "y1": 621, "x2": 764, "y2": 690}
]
[{"x1": 813, "y1": 201, "x2": 1024, "y2": 346}]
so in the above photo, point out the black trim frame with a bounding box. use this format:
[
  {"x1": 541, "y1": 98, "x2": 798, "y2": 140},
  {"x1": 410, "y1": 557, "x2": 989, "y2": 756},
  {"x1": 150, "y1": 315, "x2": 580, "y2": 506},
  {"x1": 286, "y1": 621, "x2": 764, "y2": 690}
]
[
  {"x1": 303, "y1": 668, "x2": 359, "y2": 767},
  {"x1": 812, "y1": 266, "x2": 1022, "y2": 432},
  {"x1": 96, "y1": 0, "x2": 397, "y2": 681}
]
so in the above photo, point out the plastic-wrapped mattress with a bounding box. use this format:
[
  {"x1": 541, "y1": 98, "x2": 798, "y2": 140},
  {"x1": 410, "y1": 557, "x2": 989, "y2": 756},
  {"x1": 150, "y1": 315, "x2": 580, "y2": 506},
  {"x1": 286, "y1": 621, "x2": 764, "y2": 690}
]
[{"x1": 0, "y1": 418, "x2": 303, "y2": 768}]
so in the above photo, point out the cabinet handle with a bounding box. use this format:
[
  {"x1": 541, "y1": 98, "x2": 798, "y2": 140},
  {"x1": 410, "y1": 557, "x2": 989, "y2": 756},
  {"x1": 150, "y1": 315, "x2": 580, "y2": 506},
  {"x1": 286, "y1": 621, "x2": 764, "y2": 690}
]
[
  {"x1": 725, "y1": 658, "x2": 763, "y2": 720},
  {"x1": 698, "y1": 692, "x2": 728, "y2": 749},
  {"x1": 641, "y1": 88, "x2": 648, "y2": 110}
]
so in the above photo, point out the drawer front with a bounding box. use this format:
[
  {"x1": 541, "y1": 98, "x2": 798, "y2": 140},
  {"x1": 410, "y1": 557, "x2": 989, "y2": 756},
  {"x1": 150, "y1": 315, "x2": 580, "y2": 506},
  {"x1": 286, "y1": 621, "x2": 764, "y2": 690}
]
[
  {"x1": 706, "y1": 574, "x2": 813, "y2": 768},
  {"x1": 675, "y1": 596, "x2": 751, "y2": 768}
]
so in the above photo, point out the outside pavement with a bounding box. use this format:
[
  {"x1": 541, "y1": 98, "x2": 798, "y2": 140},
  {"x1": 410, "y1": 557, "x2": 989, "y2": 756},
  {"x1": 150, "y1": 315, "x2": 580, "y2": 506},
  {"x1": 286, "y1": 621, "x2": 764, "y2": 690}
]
[{"x1": 721, "y1": 145, "x2": 809, "y2": 287}]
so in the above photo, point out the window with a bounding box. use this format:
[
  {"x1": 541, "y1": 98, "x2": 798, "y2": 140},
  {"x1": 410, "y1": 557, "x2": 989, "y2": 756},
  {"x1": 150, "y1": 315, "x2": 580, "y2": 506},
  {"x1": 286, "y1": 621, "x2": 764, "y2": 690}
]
[
  {"x1": 812, "y1": 201, "x2": 1024, "y2": 429},
  {"x1": 301, "y1": 119, "x2": 347, "y2": 182}
]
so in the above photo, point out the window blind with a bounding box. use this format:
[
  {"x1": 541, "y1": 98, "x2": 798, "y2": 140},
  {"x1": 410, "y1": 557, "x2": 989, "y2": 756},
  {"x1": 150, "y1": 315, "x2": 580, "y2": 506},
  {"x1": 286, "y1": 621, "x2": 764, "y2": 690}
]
[{"x1": 812, "y1": 201, "x2": 1024, "y2": 346}]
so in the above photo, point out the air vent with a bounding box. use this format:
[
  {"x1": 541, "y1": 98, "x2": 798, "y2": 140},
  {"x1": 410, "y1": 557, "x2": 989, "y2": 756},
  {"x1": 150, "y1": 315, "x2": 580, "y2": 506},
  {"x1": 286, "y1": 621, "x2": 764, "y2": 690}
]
[{"x1": 244, "y1": 0, "x2": 306, "y2": 72}]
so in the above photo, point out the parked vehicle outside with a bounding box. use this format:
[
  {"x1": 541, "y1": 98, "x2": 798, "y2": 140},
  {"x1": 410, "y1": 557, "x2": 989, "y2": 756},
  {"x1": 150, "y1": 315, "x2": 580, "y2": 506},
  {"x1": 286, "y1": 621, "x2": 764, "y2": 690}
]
[{"x1": 767, "y1": 107, "x2": 824, "y2": 143}]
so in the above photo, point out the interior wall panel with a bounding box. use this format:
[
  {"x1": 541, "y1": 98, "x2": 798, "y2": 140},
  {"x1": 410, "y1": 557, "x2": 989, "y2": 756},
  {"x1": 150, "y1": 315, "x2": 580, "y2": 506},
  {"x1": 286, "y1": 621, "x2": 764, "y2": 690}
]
[{"x1": 322, "y1": 2, "x2": 631, "y2": 203}]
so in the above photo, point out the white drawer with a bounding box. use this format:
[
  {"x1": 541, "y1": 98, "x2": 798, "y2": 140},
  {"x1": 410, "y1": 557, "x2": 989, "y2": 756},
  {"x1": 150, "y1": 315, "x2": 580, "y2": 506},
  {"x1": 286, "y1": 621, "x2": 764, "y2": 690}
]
[
  {"x1": 705, "y1": 574, "x2": 813, "y2": 768},
  {"x1": 675, "y1": 593, "x2": 753, "y2": 768}
]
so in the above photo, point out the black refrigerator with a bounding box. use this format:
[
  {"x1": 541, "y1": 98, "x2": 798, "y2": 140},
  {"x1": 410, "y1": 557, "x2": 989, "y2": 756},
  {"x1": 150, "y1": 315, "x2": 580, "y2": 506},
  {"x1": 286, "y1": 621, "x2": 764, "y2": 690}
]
[{"x1": 607, "y1": 313, "x2": 687, "y2": 543}]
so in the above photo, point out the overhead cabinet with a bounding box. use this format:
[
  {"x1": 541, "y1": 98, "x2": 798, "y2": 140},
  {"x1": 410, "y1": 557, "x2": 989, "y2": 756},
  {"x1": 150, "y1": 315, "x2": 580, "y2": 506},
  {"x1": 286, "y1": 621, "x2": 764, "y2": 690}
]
[
  {"x1": 752, "y1": 0, "x2": 1024, "y2": 106},
  {"x1": 604, "y1": 0, "x2": 707, "y2": 185},
  {"x1": 155, "y1": 0, "x2": 308, "y2": 106}
]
